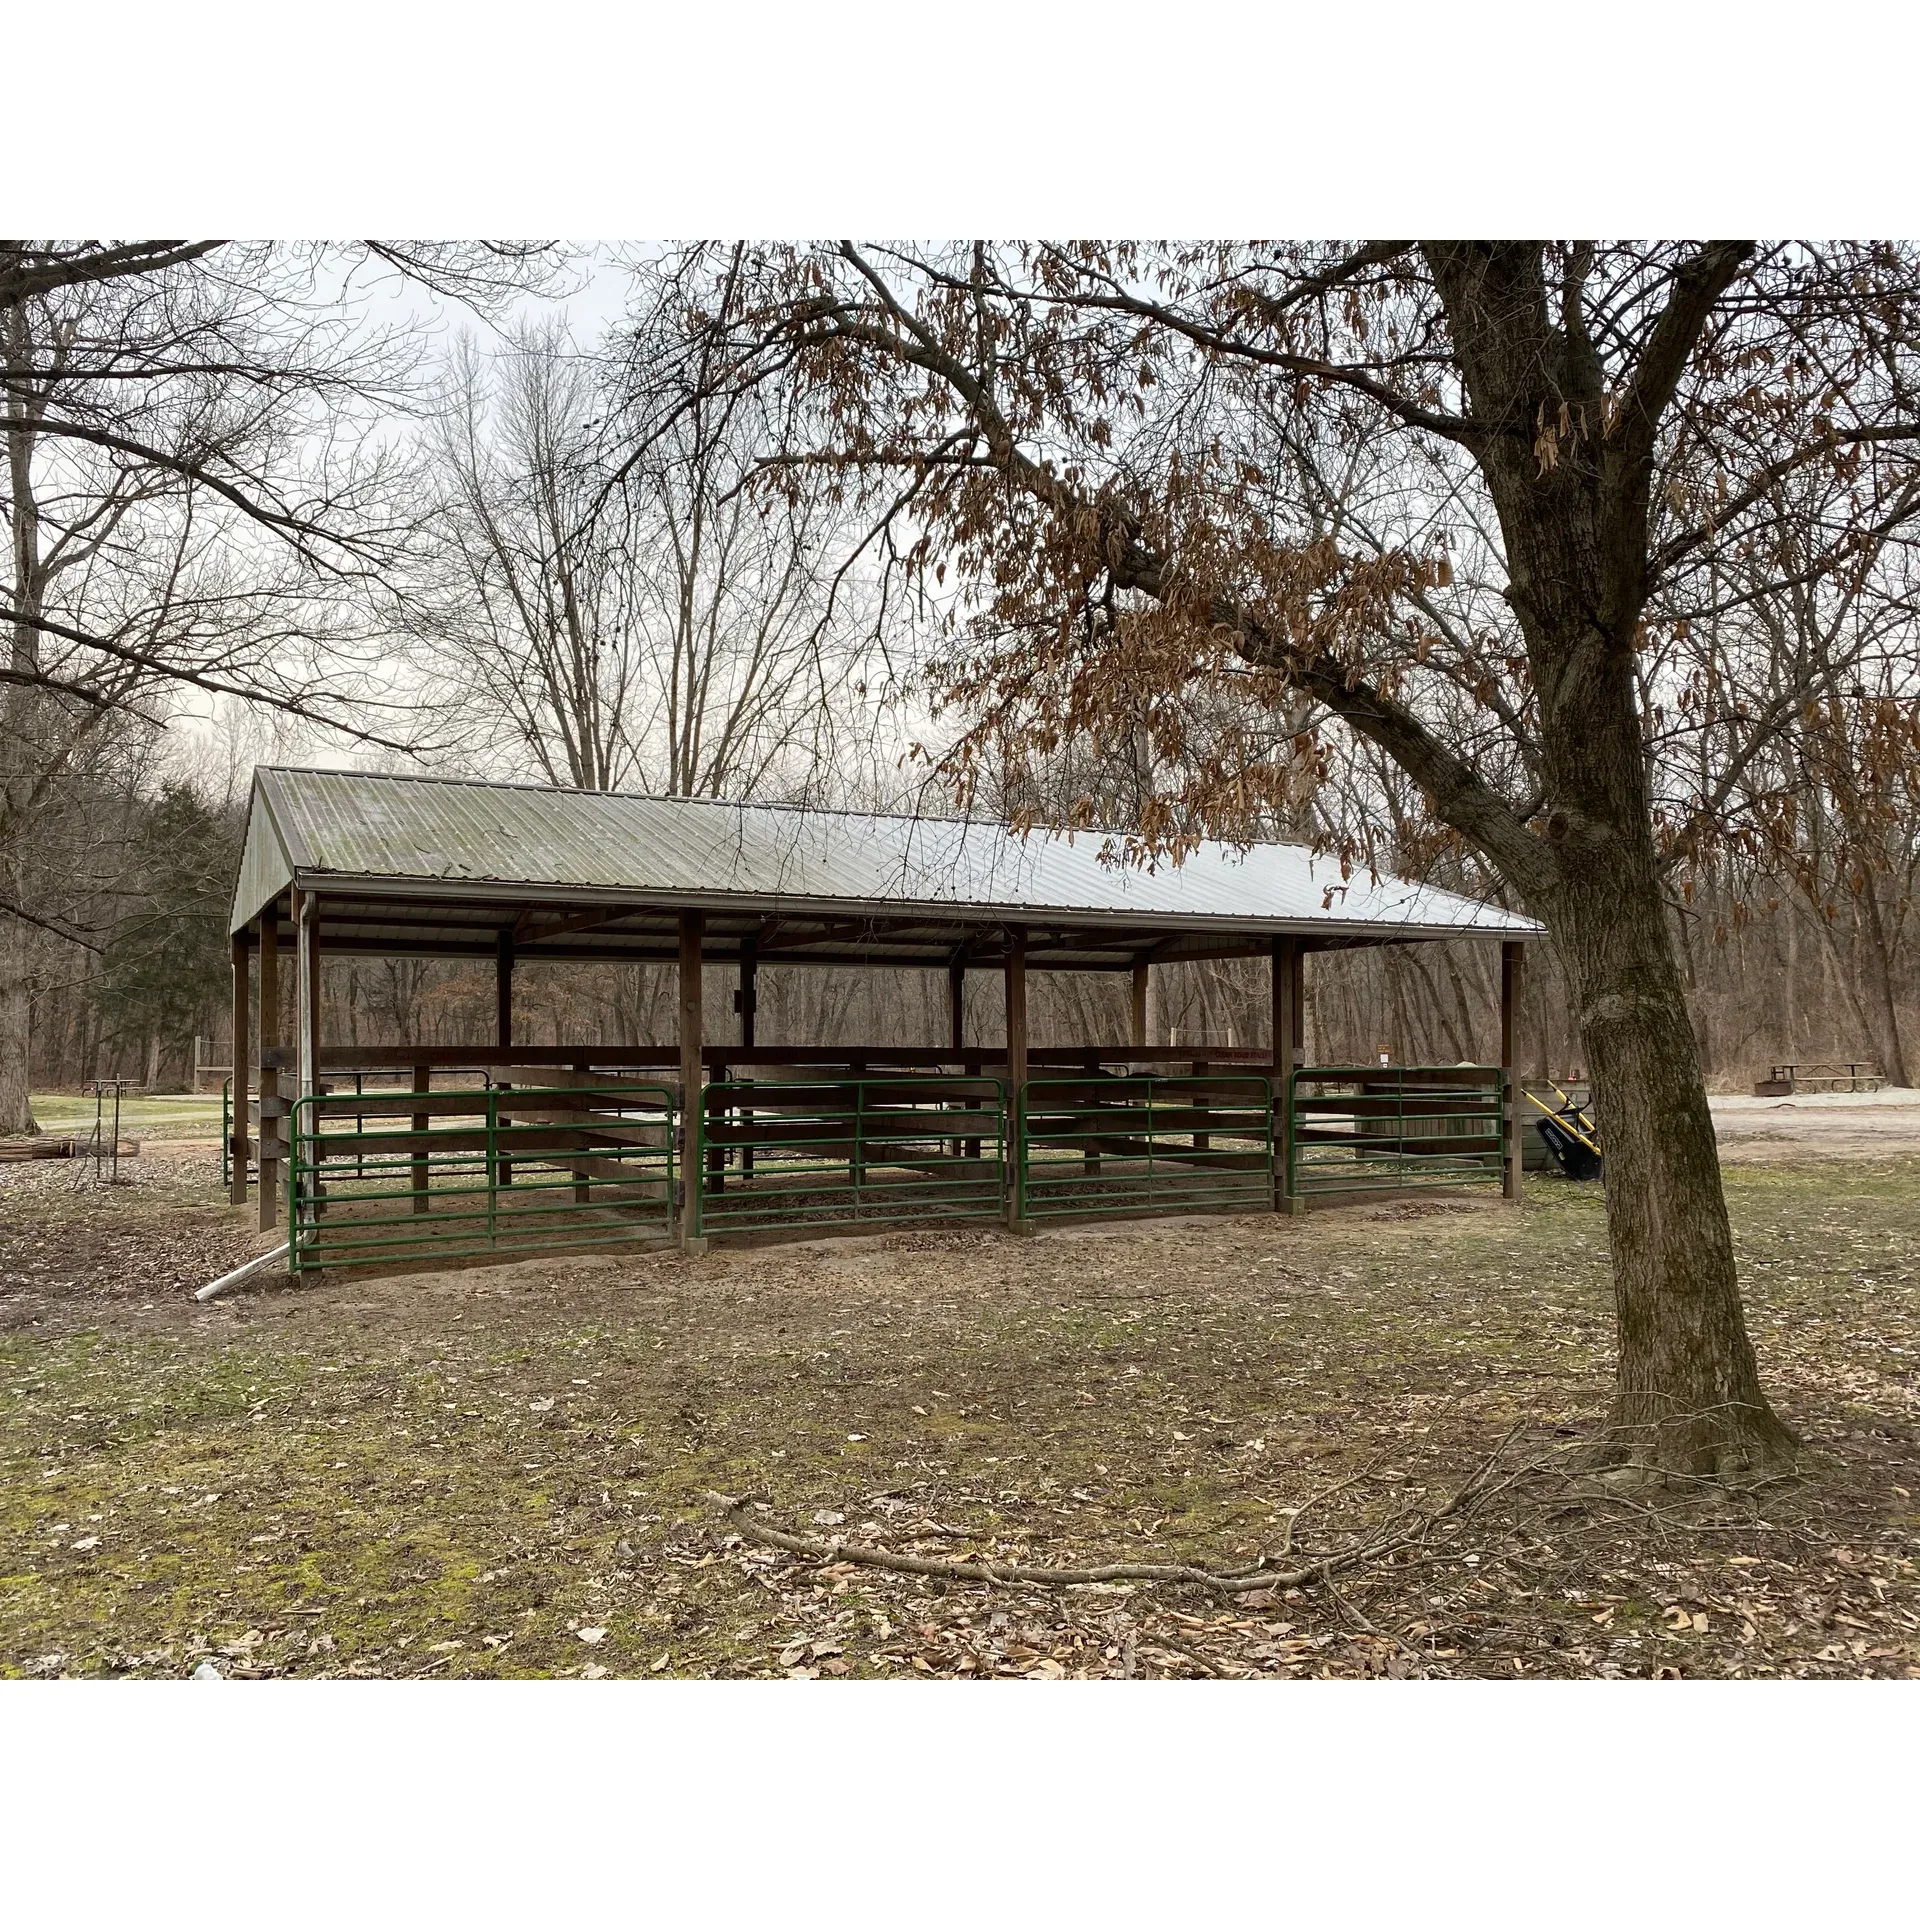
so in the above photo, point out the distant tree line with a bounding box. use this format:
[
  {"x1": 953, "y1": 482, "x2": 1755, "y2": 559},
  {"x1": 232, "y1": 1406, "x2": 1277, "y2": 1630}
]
[
  {"x1": 25, "y1": 778, "x2": 240, "y2": 1089},
  {"x1": 12, "y1": 245, "x2": 1915, "y2": 1110}
]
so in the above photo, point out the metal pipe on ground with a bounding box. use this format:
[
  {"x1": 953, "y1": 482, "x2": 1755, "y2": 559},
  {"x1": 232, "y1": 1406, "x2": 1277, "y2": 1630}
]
[{"x1": 196, "y1": 1243, "x2": 291, "y2": 1302}]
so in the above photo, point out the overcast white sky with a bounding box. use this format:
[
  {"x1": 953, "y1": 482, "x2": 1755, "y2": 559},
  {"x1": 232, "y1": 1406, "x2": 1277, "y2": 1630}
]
[{"x1": 19, "y1": 2, "x2": 1918, "y2": 233}]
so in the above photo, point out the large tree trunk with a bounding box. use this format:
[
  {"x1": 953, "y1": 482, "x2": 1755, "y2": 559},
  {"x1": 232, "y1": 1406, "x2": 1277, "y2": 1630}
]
[
  {"x1": 1420, "y1": 241, "x2": 1799, "y2": 1483},
  {"x1": 1520, "y1": 566, "x2": 1797, "y2": 1479},
  {"x1": 1525, "y1": 636, "x2": 1797, "y2": 1481},
  {"x1": 3, "y1": 301, "x2": 43, "y2": 1136},
  {"x1": 1854, "y1": 874, "x2": 1911, "y2": 1087},
  {"x1": 0, "y1": 911, "x2": 35, "y2": 1134},
  {"x1": 1545, "y1": 838, "x2": 1795, "y2": 1478}
]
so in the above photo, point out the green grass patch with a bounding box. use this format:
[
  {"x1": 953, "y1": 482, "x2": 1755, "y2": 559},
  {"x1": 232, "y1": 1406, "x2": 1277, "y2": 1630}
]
[{"x1": 2, "y1": 1158, "x2": 1916, "y2": 1678}]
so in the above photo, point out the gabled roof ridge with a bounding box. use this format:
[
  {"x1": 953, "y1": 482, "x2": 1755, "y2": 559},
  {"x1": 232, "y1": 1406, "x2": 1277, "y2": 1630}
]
[{"x1": 254, "y1": 764, "x2": 1311, "y2": 855}]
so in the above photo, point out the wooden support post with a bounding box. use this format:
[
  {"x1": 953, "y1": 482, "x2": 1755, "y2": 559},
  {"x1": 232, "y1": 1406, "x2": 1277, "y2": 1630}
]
[
  {"x1": 571, "y1": 1057, "x2": 593, "y2": 1205},
  {"x1": 229, "y1": 932, "x2": 250, "y2": 1206},
  {"x1": 679, "y1": 911, "x2": 705, "y2": 1250},
  {"x1": 1501, "y1": 940, "x2": 1524, "y2": 1201},
  {"x1": 1289, "y1": 940, "x2": 1306, "y2": 1062},
  {"x1": 300, "y1": 894, "x2": 321, "y2": 1095},
  {"x1": 495, "y1": 930, "x2": 514, "y2": 1186},
  {"x1": 738, "y1": 937, "x2": 758, "y2": 1048},
  {"x1": 256, "y1": 903, "x2": 279, "y2": 1232},
  {"x1": 411, "y1": 1061, "x2": 431, "y2": 1215},
  {"x1": 1271, "y1": 937, "x2": 1294, "y2": 1076},
  {"x1": 1005, "y1": 926, "x2": 1028, "y2": 1229},
  {"x1": 1273, "y1": 935, "x2": 1304, "y2": 1214},
  {"x1": 1290, "y1": 942, "x2": 1307, "y2": 1204},
  {"x1": 1131, "y1": 960, "x2": 1149, "y2": 1050},
  {"x1": 738, "y1": 935, "x2": 757, "y2": 1180},
  {"x1": 495, "y1": 930, "x2": 514, "y2": 1047},
  {"x1": 947, "y1": 958, "x2": 967, "y2": 1158},
  {"x1": 296, "y1": 891, "x2": 321, "y2": 1225}
]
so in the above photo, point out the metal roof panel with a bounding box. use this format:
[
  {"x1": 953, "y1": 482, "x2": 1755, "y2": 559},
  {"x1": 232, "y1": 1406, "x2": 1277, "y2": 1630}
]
[{"x1": 232, "y1": 767, "x2": 1543, "y2": 942}]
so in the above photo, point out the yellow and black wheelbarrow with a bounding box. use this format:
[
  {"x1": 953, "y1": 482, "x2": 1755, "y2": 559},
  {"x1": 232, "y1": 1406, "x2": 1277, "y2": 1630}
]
[{"x1": 1527, "y1": 1084, "x2": 1602, "y2": 1181}]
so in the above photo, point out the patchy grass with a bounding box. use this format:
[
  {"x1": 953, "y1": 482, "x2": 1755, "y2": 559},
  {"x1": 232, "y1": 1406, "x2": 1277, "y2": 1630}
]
[
  {"x1": 2, "y1": 1149, "x2": 1916, "y2": 1679},
  {"x1": 28, "y1": 1093, "x2": 226, "y2": 1142}
]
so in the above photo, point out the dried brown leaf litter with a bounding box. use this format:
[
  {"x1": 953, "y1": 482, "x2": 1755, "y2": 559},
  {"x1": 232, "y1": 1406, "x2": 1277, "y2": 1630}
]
[
  {"x1": 1, "y1": 1146, "x2": 1916, "y2": 1678},
  {"x1": 703, "y1": 1425, "x2": 1528, "y2": 1596}
]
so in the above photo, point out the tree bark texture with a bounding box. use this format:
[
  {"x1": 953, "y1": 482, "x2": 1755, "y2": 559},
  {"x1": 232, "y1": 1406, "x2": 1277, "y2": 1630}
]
[
  {"x1": 1, "y1": 304, "x2": 43, "y2": 1135},
  {"x1": 1543, "y1": 796, "x2": 1794, "y2": 1476},
  {"x1": 0, "y1": 909, "x2": 33, "y2": 1133},
  {"x1": 1423, "y1": 242, "x2": 1796, "y2": 1477},
  {"x1": 1854, "y1": 873, "x2": 1911, "y2": 1087}
]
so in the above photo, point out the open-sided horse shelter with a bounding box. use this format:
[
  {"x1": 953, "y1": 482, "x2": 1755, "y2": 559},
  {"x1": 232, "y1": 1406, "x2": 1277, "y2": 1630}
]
[{"x1": 225, "y1": 768, "x2": 1543, "y2": 1280}]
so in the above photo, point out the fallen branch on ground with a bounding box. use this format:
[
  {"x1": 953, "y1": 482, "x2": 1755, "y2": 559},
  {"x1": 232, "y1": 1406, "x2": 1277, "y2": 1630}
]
[{"x1": 702, "y1": 1425, "x2": 1526, "y2": 1598}]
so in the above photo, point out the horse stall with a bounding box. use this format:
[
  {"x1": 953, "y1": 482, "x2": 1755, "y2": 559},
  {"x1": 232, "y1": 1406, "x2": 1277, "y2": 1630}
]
[{"x1": 222, "y1": 768, "x2": 1542, "y2": 1281}]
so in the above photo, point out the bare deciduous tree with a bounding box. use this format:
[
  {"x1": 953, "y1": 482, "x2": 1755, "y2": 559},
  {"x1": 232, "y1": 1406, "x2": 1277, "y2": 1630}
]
[
  {"x1": 411, "y1": 318, "x2": 877, "y2": 800},
  {"x1": 621, "y1": 239, "x2": 1920, "y2": 1482},
  {"x1": 1, "y1": 239, "x2": 547, "y2": 1130}
]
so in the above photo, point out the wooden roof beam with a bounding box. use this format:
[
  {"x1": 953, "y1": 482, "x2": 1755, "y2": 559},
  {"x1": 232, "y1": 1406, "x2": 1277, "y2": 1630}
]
[
  {"x1": 757, "y1": 916, "x2": 965, "y2": 953},
  {"x1": 515, "y1": 904, "x2": 657, "y2": 945}
]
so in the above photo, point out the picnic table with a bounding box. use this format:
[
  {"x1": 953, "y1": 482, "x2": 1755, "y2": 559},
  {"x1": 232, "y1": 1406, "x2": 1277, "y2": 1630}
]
[{"x1": 1753, "y1": 1062, "x2": 1884, "y2": 1097}]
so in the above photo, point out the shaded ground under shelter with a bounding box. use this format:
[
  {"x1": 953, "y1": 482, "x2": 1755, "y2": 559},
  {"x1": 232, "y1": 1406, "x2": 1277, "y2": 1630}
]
[{"x1": 225, "y1": 768, "x2": 1543, "y2": 1279}]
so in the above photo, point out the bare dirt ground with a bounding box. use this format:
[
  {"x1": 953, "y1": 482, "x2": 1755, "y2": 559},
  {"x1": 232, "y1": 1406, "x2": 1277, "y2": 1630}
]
[
  {"x1": 2, "y1": 1139, "x2": 1916, "y2": 1680},
  {"x1": 0, "y1": 1154, "x2": 264, "y2": 1313},
  {"x1": 1710, "y1": 1089, "x2": 1920, "y2": 1164}
]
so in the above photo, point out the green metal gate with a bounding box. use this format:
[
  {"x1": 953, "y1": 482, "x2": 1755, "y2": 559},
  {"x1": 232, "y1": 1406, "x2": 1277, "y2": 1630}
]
[
  {"x1": 1018, "y1": 1073, "x2": 1275, "y2": 1221},
  {"x1": 692, "y1": 1075, "x2": 1006, "y2": 1238},
  {"x1": 290, "y1": 1078, "x2": 677, "y2": 1277},
  {"x1": 1289, "y1": 1066, "x2": 1504, "y2": 1198}
]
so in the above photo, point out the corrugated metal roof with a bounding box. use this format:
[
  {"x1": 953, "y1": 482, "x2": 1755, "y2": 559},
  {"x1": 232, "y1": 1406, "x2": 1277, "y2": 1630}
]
[{"x1": 232, "y1": 767, "x2": 1543, "y2": 943}]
